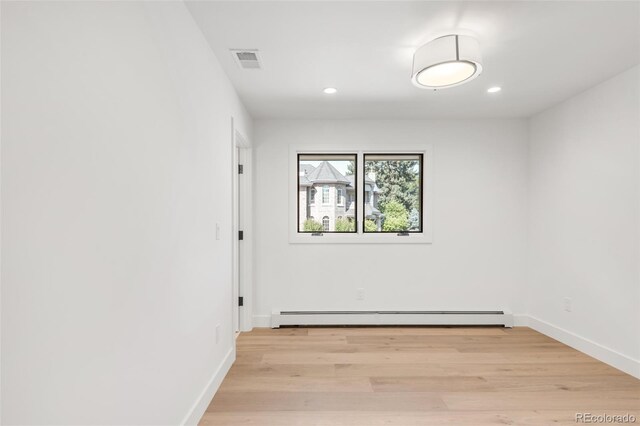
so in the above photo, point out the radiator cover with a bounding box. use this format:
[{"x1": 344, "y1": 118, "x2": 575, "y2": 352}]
[{"x1": 271, "y1": 310, "x2": 513, "y2": 328}]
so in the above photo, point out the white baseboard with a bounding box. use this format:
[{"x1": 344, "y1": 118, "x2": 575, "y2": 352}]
[
  {"x1": 181, "y1": 347, "x2": 235, "y2": 426},
  {"x1": 525, "y1": 315, "x2": 640, "y2": 379},
  {"x1": 513, "y1": 313, "x2": 530, "y2": 326},
  {"x1": 252, "y1": 315, "x2": 271, "y2": 328}
]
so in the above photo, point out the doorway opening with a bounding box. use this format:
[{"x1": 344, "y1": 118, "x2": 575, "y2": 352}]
[{"x1": 231, "y1": 120, "x2": 252, "y2": 334}]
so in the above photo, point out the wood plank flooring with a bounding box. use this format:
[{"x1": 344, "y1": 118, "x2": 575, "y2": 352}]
[{"x1": 200, "y1": 327, "x2": 640, "y2": 425}]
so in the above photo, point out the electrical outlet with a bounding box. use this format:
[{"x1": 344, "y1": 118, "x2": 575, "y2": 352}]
[
  {"x1": 563, "y1": 297, "x2": 572, "y2": 312},
  {"x1": 356, "y1": 288, "x2": 365, "y2": 301},
  {"x1": 215, "y1": 324, "x2": 221, "y2": 343}
]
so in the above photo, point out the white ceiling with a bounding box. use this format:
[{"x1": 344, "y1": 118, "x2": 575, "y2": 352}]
[{"x1": 185, "y1": 1, "x2": 640, "y2": 119}]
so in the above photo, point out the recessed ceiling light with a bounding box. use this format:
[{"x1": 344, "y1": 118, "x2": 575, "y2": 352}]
[
  {"x1": 487, "y1": 86, "x2": 502, "y2": 93},
  {"x1": 323, "y1": 87, "x2": 337, "y2": 94},
  {"x1": 412, "y1": 35, "x2": 482, "y2": 89}
]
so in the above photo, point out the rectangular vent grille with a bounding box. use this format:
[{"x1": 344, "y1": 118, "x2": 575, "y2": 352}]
[
  {"x1": 236, "y1": 52, "x2": 257, "y2": 61},
  {"x1": 231, "y1": 49, "x2": 261, "y2": 69}
]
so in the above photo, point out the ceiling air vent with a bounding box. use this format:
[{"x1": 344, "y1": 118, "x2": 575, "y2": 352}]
[{"x1": 231, "y1": 49, "x2": 261, "y2": 69}]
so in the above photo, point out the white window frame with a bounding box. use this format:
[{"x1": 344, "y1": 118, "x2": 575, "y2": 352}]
[
  {"x1": 290, "y1": 145, "x2": 433, "y2": 244},
  {"x1": 322, "y1": 216, "x2": 330, "y2": 231},
  {"x1": 322, "y1": 185, "x2": 330, "y2": 205},
  {"x1": 337, "y1": 188, "x2": 344, "y2": 206}
]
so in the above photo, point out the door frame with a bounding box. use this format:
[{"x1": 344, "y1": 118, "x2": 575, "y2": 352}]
[{"x1": 231, "y1": 117, "x2": 253, "y2": 332}]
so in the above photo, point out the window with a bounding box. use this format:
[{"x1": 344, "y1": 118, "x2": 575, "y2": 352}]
[
  {"x1": 297, "y1": 154, "x2": 357, "y2": 233},
  {"x1": 322, "y1": 185, "x2": 330, "y2": 204},
  {"x1": 363, "y1": 154, "x2": 423, "y2": 233},
  {"x1": 293, "y1": 150, "x2": 428, "y2": 242}
]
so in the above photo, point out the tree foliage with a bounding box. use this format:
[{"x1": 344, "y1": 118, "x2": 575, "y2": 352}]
[
  {"x1": 346, "y1": 161, "x2": 356, "y2": 176},
  {"x1": 335, "y1": 218, "x2": 355, "y2": 232},
  {"x1": 364, "y1": 219, "x2": 378, "y2": 232},
  {"x1": 381, "y1": 200, "x2": 408, "y2": 232},
  {"x1": 366, "y1": 160, "x2": 419, "y2": 214},
  {"x1": 303, "y1": 219, "x2": 323, "y2": 232},
  {"x1": 408, "y1": 208, "x2": 420, "y2": 231},
  {"x1": 347, "y1": 158, "x2": 420, "y2": 232}
]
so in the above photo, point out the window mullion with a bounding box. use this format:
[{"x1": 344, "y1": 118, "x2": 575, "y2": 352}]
[{"x1": 357, "y1": 151, "x2": 364, "y2": 234}]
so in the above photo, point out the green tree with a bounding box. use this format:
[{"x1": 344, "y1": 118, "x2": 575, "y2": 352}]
[
  {"x1": 408, "y1": 208, "x2": 420, "y2": 231},
  {"x1": 346, "y1": 161, "x2": 356, "y2": 176},
  {"x1": 364, "y1": 219, "x2": 378, "y2": 232},
  {"x1": 303, "y1": 219, "x2": 323, "y2": 232},
  {"x1": 366, "y1": 160, "x2": 419, "y2": 213},
  {"x1": 382, "y1": 200, "x2": 408, "y2": 232},
  {"x1": 335, "y1": 218, "x2": 355, "y2": 232}
]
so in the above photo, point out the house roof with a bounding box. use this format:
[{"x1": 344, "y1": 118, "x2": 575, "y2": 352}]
[
  {"x1": 299, "y1": 175, "x2": 312, "y2": 187},
  {"x1": 345, "y1": 174, "x2": 375, "y2": 186},
  {"x1": 306, "y1": 161, "x2": 351, "y2": 184},
  {"x1": 298, "y1": 161, "x2": 378, "y2": 188},
  {"x1": 300, "y1": 164, "x2": 316, "y2": 175}
]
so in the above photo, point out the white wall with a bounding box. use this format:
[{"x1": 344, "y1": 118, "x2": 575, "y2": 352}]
[
  {"x1": 1, "y1": 2, "x2": 251, "y2": 424},
  {"x1": 528, "y1": 66, "x2": 640, "y2": 377},
  {"x1": 253, "y1": 120, "x2": 528, "y2": 323}
]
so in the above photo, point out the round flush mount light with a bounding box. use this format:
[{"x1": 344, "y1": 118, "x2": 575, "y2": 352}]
[
  {"x1": 487, "y1": 86, "x2": 502, "y2": 93},
  {"x1": 411, "y1": 35, "x2": 482, "y2": 89},
  {"x1": 323, "y1": 87, "x2": 337, "y2": 94}
]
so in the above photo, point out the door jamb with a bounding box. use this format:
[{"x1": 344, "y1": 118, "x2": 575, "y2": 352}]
[{"x1": 231, "y1": 118, "x2": 253, "y2": 333}]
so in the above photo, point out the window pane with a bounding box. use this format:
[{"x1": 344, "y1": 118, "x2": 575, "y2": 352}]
[
  {"x1": 298, "y1": 154, "x2": 357, "y2": 233},
  {"x1": 363, "y1": 154, "x2": 422, "y2": 233}
]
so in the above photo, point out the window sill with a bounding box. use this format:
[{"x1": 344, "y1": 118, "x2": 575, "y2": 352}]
[{"x1": 289, "y1": 231, "x2": 433, "y2": 244}]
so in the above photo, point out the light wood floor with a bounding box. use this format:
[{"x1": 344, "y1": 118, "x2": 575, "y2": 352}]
[{"x1": 200, "y1": 327, "x2": 640, "y2": 425}]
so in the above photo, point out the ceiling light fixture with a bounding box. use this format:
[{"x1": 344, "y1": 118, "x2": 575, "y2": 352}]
[
  {"x1": 323, "y1": 87, "x2": 337, "y2": 94},
  {"x1": 411, "y1": 35, "x2": 482, "y2": 90},
  {"x1": 487, "y1": 86, "x2": 502, "y2": 93}
]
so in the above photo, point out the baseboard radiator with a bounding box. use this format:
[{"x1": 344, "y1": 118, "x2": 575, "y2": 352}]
[{"x1": 271, "y1": 310, "x2": 513, "y2": 328}]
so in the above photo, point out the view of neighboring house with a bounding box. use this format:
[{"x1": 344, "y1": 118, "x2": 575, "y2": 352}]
[{"x1": 299, "y1": 161, "x2": 382, "y2": 231}]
